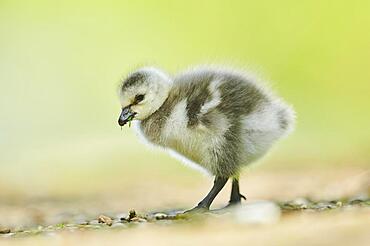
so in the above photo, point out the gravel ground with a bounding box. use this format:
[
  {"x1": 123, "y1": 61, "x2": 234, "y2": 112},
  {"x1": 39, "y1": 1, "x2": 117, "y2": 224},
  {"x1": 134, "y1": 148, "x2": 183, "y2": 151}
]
[
  {"x1": 0, "y1": 198, "x2": 369, "y2": 238},
  {"x1": 0, "y1": 168, "x2": 369, "y2": 245}
]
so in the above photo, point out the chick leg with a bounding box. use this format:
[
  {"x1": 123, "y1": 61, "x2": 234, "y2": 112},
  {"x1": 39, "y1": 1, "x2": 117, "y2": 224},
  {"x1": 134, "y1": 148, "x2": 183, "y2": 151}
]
[
  {"x1": 228, "y1": 178, "x2": 246, "y2": 206},
  {"x1": 185, "y1": 176, "x2": 228, "y2": 213}
]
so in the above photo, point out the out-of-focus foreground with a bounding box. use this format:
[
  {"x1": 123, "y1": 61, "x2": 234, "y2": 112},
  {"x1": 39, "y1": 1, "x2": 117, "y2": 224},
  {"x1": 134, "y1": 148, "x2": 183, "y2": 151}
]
[
  {"x1": 0, "y1": 168, "x2": 369, "y2": 245},
  {"x1": 0, "y1": 0, "x2": 369, "y2": 245}
]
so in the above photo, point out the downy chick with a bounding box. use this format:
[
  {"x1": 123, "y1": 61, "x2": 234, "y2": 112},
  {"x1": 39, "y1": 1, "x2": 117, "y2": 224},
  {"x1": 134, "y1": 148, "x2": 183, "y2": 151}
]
[{"x1": 118, "y1": 66, "x2": 295, "y2": 212}]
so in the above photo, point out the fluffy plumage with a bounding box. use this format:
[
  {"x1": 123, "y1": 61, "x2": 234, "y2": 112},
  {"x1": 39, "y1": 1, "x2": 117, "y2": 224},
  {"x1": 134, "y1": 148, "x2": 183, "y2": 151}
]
[{"x1": 118, "y1": 65, "x2": 295, "y2": 210}]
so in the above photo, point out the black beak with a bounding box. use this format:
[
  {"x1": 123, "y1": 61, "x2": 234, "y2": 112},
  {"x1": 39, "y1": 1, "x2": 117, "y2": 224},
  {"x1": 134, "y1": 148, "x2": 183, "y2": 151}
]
[{"x1": 118, "y1": 106, "x2": 136, "y2": 126}]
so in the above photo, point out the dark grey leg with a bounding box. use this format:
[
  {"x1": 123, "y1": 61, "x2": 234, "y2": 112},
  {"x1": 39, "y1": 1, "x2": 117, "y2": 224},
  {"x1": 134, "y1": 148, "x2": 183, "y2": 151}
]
[
  {"x1": 228, "y1": 178, "x2": 246, "y2": 206},
  {"x1": 185, "y1": 176, "x2": 228, "y2": 213}
]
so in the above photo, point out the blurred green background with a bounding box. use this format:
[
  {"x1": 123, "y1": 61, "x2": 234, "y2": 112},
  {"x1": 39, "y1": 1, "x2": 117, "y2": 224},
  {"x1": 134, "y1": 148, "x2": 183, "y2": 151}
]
[{"x1": 0, "y1": 0, "x2": 369, "y2": 196}]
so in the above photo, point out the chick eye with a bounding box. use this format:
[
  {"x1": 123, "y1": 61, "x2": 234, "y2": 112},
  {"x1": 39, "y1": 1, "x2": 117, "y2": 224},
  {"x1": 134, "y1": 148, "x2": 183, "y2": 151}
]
[{"x1": 135, "y1": 94, "x2": 145, "y2": 103}]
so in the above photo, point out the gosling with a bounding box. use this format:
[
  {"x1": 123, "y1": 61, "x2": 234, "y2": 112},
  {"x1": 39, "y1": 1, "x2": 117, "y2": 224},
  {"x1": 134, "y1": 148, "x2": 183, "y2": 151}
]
[{"x1": 118, "y1": 66, "x2": 295, "y2": 212}]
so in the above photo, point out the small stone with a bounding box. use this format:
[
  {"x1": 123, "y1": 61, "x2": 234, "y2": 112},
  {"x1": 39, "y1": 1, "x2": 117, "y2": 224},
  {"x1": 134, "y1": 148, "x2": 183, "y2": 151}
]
[
  {"x1": 280, "y1": 203, "x2": 297, "y2": 210},
  {"x1": 350, "y1": 193, "x2": 369, "y2": 201},
  {"x1": 233, "y1": 201, "x2": 281, "y2": 224},
  {"x1": 154, "y1": 213, "x2": 168, "y2": 220},
  {"x1": 0, "y1": 228, "x2": 11, "y2": 234},
  {"x1": 1, "y1": 232, "x2": 15, "y2": 238},
  {"x1": 349, "y1": 199, "x2": 363, "y2": 205},
  {"x1": 315, "y1": 202, "x2": 337, "y2": 210},
  {"x1": 291, "y1": 198, "x2": 309, "y2": 209},
  {"x1": 130, "y1": 217, "x2": 147, "y2": 223},
  {"x1": 128, "y1": 210, "x2": 136, "y2": 220},
  {"x1": 315, "y1": 202, "x2": 328, "y2": 210},
  {"x1": 98, "y1": 215, "x2": 113, "y2": 226},
  {"x1": 122, "y1": 209, "x2": 145, "y2": 222}
]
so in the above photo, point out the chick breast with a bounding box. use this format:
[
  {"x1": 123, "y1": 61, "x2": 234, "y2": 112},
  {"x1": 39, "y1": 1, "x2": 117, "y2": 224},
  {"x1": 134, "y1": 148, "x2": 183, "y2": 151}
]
[{"x1": 138, "y1": 68, "x2": 294, "y2": 177}]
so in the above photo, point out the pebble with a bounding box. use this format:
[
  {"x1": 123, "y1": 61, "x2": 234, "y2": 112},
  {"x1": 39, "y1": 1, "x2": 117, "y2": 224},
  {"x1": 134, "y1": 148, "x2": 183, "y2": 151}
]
[
  {"x1": 128, "y1": 210, "x2": 137, "y2": 220},
  {"x1": 233, "y1": 201, "x2": 281, "y2": 224},
  {"x1": 0, "y1": 228, "x2": 11, "y2": 234},
  {"x1": 154, "y1": 213, "x2": 168, "y2": 220},
  {"x1": 349, "y1": 199, "x2": 364, "y2": 205},
  {"x1": 291, "y1": 198, "x2": 309, "y2": 209},
  {"x1": 98, "y1": 215, "x2": 113, "y2": 226},
  {"x1": 130, "y1": 217, "x2": 147, "y2": 223},
  {"x1": 315, "y1": 202, "x2": 336, "y2": 210},
  {"x1": 349, "y1": 193, "x2": 369, "y2": 201},
  {"x1": 1, "y1": 232, "x2": 15, "y2": 238}
]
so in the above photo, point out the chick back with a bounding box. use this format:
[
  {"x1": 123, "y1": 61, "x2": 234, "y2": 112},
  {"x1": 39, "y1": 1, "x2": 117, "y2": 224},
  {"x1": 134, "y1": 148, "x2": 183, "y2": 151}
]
[{"x1": 138, "y1": 67, "x2": 295, "y2": 177}]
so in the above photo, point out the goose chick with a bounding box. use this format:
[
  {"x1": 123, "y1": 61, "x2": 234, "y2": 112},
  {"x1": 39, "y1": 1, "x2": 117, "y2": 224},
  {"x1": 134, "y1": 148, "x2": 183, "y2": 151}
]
[{"x1": 118, "y1": 66, "x2": 295, "y2": 212}]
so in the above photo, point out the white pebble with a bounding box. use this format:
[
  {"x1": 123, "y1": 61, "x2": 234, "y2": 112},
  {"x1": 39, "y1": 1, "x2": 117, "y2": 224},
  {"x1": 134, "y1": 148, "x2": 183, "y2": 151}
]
[
  {"x1": 154, "y1": 213, "x2": 168, "y2": 220},
  {"x1": 233, "y1": 201, "x2": 281, "y2": 224},
  {"x1": 290, "y1": 198, "x2": 309, "y2": 209}
]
